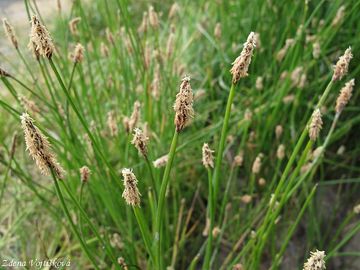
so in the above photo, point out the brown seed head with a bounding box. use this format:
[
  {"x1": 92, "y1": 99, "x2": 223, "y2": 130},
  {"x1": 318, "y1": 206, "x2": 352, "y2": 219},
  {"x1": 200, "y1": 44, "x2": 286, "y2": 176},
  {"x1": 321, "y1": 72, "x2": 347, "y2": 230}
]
[
  {"x1": 202, "y1": 143, "x2": 214, "y2": 169},
  {"x1": 230, "y1": 32, "x2": 256, "y2": 84},
  {"x1": 168, "y1": 3, "x2": 180, "y2": 19},
  {"x1": 166, "y1": 32, "x2": 175, "y2": 59},
  {"x1": 151, "y1": 63, "x2": 161, "y2": 100},
  {"x1": 0, "y1": 67, "x2": 10, "y2": 77},
  {"x1": 276, "y1": 38, "x2": 295, "y2": 62},
  {"x1": 335, "y1": 79, "x2": 355, "y2": 113},
  {"x1": 18, "y1": 95, "x2": 41, "y2": 115},
  {"x1": 121, "y1": 168, "x2": 141, "y2": 206},
  {"x1": 107, "y1": 110, "x2": 118, "y2": 137},
  {"x1": 308, "y1": 109, "x2": 323, "y2": 141},
  {"x1": 331, "y1": 5, "x2": 345, "y2": 27},
  {"x1": 332, "y1": 47, "x2": 353, "y2": 81},
  {"x1": 153, "y1": 154, "x2": 168, "y2": 168},
  {"x1": 69, "y1": 17, "x2": 81, "y2": 36},
  {"x1": 101, "y1": 42, "x2": 109, "y2": 57},
  {"x1": 214, "y1": 22, "x2": 221, "y2": 39},
  {"x1": 3, "y1": 18, "x2": 18, "y2": 49},
  {"x1": 303, "y1": 250, "x2": 326, "y2": 270},
  {"x1": 80, "y1": 166, "x2": 91, "y2": 183},
  {"x1": 148, "y1": 6, "x2": 159, "y2": 29},
  {"x1": 29, "y1": 15, "x2": 55, "y2": 59},
  {"x1": 131, "y1": 128, "x2": 149, "y2": 157},
  {"x1": 20, "y1": 113, "x2": 65, "y2": 179},
  {"x1": 73, "y1": 43, "x2": 85, "y2": 63},
  {"x1": 277, "y1": 144, "x2": 285, "y2": 160},
  {"x1": 106, "y1": 28, "x2": 115, "y2": 45},
  {"x1": 138, "y1": 12, "x2": 148, "y2": 33},
  {"x1": 233, "y1": 151, "x2": 244, "y2": 167},
  {"x1": 174, "y1": 76, "x2": 194, "y2": 132},
  {"x1": 129, "y1": 101, "x2": 141, "y2": 132},
  {"x1": 252, "y1": 154, "x2": 262, "y2": 174}
]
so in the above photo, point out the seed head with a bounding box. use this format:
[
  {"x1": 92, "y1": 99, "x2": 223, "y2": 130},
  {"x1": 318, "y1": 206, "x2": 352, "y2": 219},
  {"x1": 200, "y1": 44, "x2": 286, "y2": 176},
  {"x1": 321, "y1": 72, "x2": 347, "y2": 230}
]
[
  {"x1": 174, "y1": 76, "x2": 194, "y2": 132},
  {"x1": 313, "y1": 42, "x2": 321, "y2": 59},
  {"x1": 69, "y1": 17, "x2": 81, "y2": 36},
  {"x1": 20, "y1": 113, "x2": 65, "y2": 179},
  {"x1": 151, "y1": 63, "x2": 161, "y2": 100},
  {"x1": 101, "y1": 42, "x2": 109, "y2": 57},
  {"x1": 276, "y1": 38, "x2": 295, "y2": 62},
  {"x1": 153, "y1": 154, "x2": 168, "y2": 168},
  {"x1": 168, "y1": 3, "x2": 180, "y2": 19},
  {"x1": 106, "y1": 28, "x2": 115, "y2": 45},
  {"x1": 303, "y1": 250, "x2": 326, "y2": 270},
  {"x1": 29, "y1": 15, "x2": 55, "y2": 59},
  {"x1": 308, "y1": 109, "x2": 323, "y2": 141},
  {"x1": 131, "y1": 128, "x2": 149, "y2": 157},
  {"x1": 73, "y1": 43, "x2": 85, "y2": 63},
  {"x1": 80, "y1": 166, "x2": 91, "y2": 183},
  {"x1": 354, "y1": 204, "x2": 360, "y2": 214},
  {"x1": 255, "y1": 76, "x2": 263, "y2": 90},
  {"x1": 138, "y1": 12, "x2": 148, "y2": 33},
  {"x1": 331, "y1": 5, "x2": 345, "y2": 27},
  {"x1": 18, "y1": 95, "x2": 40, "y2": 115},
  {"x1": 335, "y1": 79, "x2": 355, "y2": 113},
  {"x1": 230, "y1": 32, "x2": 256, "y2": 84},
  {"x1": 233, "y1": 151, "x2": 244, "y2": 167},
  {"x1": 252, "y1": 154, "x2": 262, "y2": 174},
  {"x1": 202, "y1": 143, "x2": 214, "y2": 169},
  {"x1": 0, "y1": 68, "x2": 10, "y2": 77},
  {"x1": 277, "y1": 144, "x2": 285, "y2": 160},
  {"x1": 3, "y1": 18, "x2": 18, "y2": 49},
  {"x1": 214, "y1": 23, "x2": 221, "y2": 39},
  {"x1": 107, "y1": 110, "x2": 118, "y2": 137},
  {"x1": 148, "y1": 6, "x2": 159, "y2": 29},
  {"x1": 121, "y1": 168, "x2": 141, "y2": 206},
  {"x1": 166, "y1": 32, "x2": 175, "y2": 59},
  {"x1": 129, "y1": 101, "x2": 141, "y2": 132},
  {"x1": 332, "y1": 47, "x2": 353, "y2": 81}
]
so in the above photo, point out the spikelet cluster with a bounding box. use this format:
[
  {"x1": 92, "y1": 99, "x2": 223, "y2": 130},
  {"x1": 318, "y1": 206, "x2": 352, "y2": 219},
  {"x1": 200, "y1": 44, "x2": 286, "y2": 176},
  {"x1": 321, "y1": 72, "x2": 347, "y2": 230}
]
[
  {"x1": 174, "y1": 76, "x2": 194, "y2": 132},
  {"x1": 151, "y1": 64, "x2": 161, "y2": 100},
  {"x1": 335, "y1": 79, "x2": 355, "y2": 113},
  {"x1": 202, "y1": 143, "x2": 214, "y2": 169},
  {"x1": 331, "y1": 5, "x2": 345, "y2": 27},
  {"x1": 121, "y1": 168, "x2": 141, "y2": 206},
  {"x1": 18, "y1": 95, "x2": 40, "y2": 115},
  {"x1": 29, "y1": 15, "x2": 55, "y2": 59},
  {"x1": 73, "y1": 43, "x2": 85, "y2": 63},
  {"x1": 20, "y1": 113, "x2": 65, "y2": 179},
  {"x1": 168, "y1": 3, "x2": 180, "y2": 19},
  {"x1": 332, "y1": 47, "x2": 353, "y2": 81},
  {"x1": 230, "y1": 32, "x2": 256, "y2": 84},
  {"x1": 107, "y1": 110, "x2": 118, "y2": 137},
  {"x1": 69, "y1": 17, "x2": 81, "y2": 36},
  {"x1": 277, "y1": 144, "x2": 285, "y2": 160},
  {"x1": 148, "y1": 6, "x2": 159, "y2": 29},
  {"x1": 308, "y1": 109, "x2": 323, "y2": 141},
  {"x1": 303, "y1": 250, "x2": 326, "y2": 270},
  {"x1": 276, "y1": 38, "x2": 295, "y2": 61},
  {"x1": 80, "y1": 166, "x2": 91, "y2": 183},
  {"x1": 3, "y1": 19, "x2": 18, "y2": 49},
  {"x1": 153, "y1": 154, "x2": 168, "y2": 168},
  {"x1": 252, "y1": 153, "x2": 263, "y2": 174},
  {"x1": 131, "y1": 128, "x2": 149, "y2": 157}
]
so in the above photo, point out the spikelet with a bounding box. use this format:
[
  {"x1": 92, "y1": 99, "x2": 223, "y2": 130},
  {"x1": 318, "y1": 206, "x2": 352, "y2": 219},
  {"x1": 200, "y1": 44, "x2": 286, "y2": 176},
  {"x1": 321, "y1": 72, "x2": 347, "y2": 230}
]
[
  {"x1": 174, "y1": 76, "x2": 194, "y2": 132},
  {"x1": 233, "y1": 151, "x2": 244, "y2": 167},
  {"x1": 275, "y1": 125, "x2": 284, "y2": 139},
  {"x1": 168, "y1": 2, "x2": 180, "y2": 19},
  {"x1": 80, "y1": 166, "x2": 91, "y2": 183},
  {"x1": 148, "y1": 6, "x2": 159, "y2": 29},
  {"x1": 312, "y1": 42, "x2": 321, "y2": 59},
  {"x1": 276, "y1": 38, "x2": 295, "y2": 61},
  {"x1": 73, "y1": 43, "x2": 85, "y2": 63},
  {"x1": 20, "y1": 113, "x2": 65, "y2": 179},
  {"x1": 331, "y1": 5, "x2": 345, "y2": 27},
  {"x1": 252, "y1": 154, "x2": 262, "y2": 174},
  {"x1": 131, "y1": 128, "x2": 149, "y2": 157},
  {"x1": 255, "y1": 76, "x2": 263, "y2": 90},
  {"x1": 29, "y1": 15, "x2": 54, "y2": 59},
  {"x1": 212, "y1": 227, "x2": 221, "y2": 238},
  {"x1": 241, "y1": 194, "x2": 252, "y2": 204},
  {"x1": 332, "y1": 47, "x2": 353, "y2": 81},
  {"x1": 144, "y1": 42, "x2": 151, "y2": 69},
  {"x1": 244, "y1": 108, "x2": 252, "y2": 121},
  {"x1": 3, "y1": 19, "x2": 18, "y2": 49},
  {"x1": 138, "y1": 12, "x2": 148, "y2": 33},
  {"x1": 277, "y1": 144, "x2": 285, "y2": 160},
  {"x1": 258, "y1": 178, "x2": 266, "y2": 187},
  {"x1": 230, "y1": 32, "x2": 256, "y2": 84},
  {"x1": 232, "y1": 263, "x2": 244, "y2": 270},
  {"x1": 101, "y1": 42, "x2": 109, "y2": 57},
  {"x1": 69, "y1": 17, "x2": 81, "y2": 36},
  {"x1": 166, "y1": 32, "x2": 175, "y2": 59},
  {"x1": 153, "y1": 154, "x2": 168, "y2": 168},
  {"x1": 202, "y1": 143, "x2": 214, "y2": 169},
  {"x1": 106, "y1": 28, "x2": 115, "y2": 45},
  {"x1": 151, "y1": 63, "x2": 161, "y2": 100},
  {"x1": 303, "y1": 250, "x2": 326, "y2": 270},
  {"x1": 129, "y1": 101, "x2": 141, "y2": 132},
  {"x1": 308, "y1": 109, "x2": 322, "y2": 141},
  {"x1": 121, "y1": 168, "x2": 141, "y2": 206},
  {"x1": 107, "y1": 110, "x2": 118, "y2": 137},
  {"x1": 0, "y1": 68, "x2": 10, "y2": 77},
  {"x1": 353, "y1": 204, "x2": 360, "y2": 214},
  {"x1": 57, "y1": 0, "x2": 62, "y2": 12},
  {"x1": 335, "y1": 79, "x2": 355, "y2": 113},
  {"x1": 214, "y1": 22, "x2": 221, "y2": 39},
  {"x1": 18, "y1": 95, "x2": 40, "y2": 115},
  {"x1": 117, "y1": 257, "x2": 128, "y2": 270}
]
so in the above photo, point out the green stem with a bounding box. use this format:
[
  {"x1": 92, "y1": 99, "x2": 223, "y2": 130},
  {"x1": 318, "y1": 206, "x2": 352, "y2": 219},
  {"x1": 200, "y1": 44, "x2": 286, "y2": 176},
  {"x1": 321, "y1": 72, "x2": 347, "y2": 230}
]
[
  {"x1": 203, "y1": 169, "x2": 214, "y2": 269},
  {"x1": 145, "y1": 155, "x2": 158, "y2": 202}
]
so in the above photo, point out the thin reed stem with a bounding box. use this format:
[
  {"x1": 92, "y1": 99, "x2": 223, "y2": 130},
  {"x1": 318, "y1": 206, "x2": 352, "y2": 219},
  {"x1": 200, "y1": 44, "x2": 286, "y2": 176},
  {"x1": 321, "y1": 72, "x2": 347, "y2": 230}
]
[{"x1": 203, "y1": 169, "x2": 214, "y2": 269}]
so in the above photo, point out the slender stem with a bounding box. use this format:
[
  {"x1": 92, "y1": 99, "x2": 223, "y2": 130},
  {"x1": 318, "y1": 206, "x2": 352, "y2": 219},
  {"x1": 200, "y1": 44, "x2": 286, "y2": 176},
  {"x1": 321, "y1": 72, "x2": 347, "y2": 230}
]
[
  {"x1": 155, "y1": 130, "x2": 179, "y2": 270},
  {"x1": 203, "y1": 169, "x2": 214, "y2": 269},
  {"x1": 145, "y1": 155, "x2": 158, "y2": 201}
]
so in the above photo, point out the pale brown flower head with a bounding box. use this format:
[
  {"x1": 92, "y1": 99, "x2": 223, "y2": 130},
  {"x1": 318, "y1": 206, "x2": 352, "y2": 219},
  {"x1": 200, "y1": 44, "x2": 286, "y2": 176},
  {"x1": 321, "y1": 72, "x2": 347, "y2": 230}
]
[
  {"x1": 258, "y1": 177, "x2": 266, "y2": 187},
  {"x1": 353, "y1": 204, "x2": 360, "y2": 214},
  {"x1": 313, "y1": 42, "x2": 321, "y2": 59},
  {"x1": 275, "y1": 125, "x2": 284, "y2": 139},
  {"x1": 0, "y1": 68, "x2": 10, "y2": 77},
  {"x1": 241, "y1": 194, "x2": 252, "y2": 204},
  {"x1": 277, "y1": 144, "x2": 285, "y2": 160},
  {"x1": 232, "y1": 263, "x2": 244, "y2": 270},
  {"x1": 166, "y1": 32, "x2": 175, "y2": 59},
  {"x1": 117, "y1": 257, "x2": 128, "y2": 270},
  {"x1": 148, "y1": 6, "x2": 159, "y2": 29},
  {"x1": 212, "y1": 227, "x2": 221, "y2": 238},
  {"x1": 153, "y1": 154, "x2": 168, "y2": 168},
  {"x1": 129, "y1": 101, "x2": 141, "y2": 132},
  {"x1": 80, "y1": 166, "x2": 91, "y2": 183},
  {"x1": 138, "y1": 12, "x2": 148, "y2": 33},
  {"x1": 144, "y1": 41, "x2": 151, "y2": 69},
  {"x1": 303, "y1": 250, "x2": 326, "y2": 270},
  {"x1": 335, "y1": 79, "x2": 355, "y2": 113},
  {"x1": 332, "y1": 47, "x2": 353, "y2": 81},
  {"x1": 168, "y1": 2, "x2": 180, "y2": 19},
  {"x1": 106, "y1": 28, "x2": 115, "y2": 45},
  {"x1": 308, "y1": 109, "x2": 323, "y2": 141},
  {"x1": 151, "y1": 63, "x2": 161, "y2": 100},
  {"x1": 18, "y1": 95, "x2": 40, "y2": 115},
  {"x1": 101, "y1": 42, "x2": 109, "y2": 57},
  {"x1": 131, "y1": 128, "x2": 149, "y2": 157},
  {"x1": 202, "y1": 143, "x2": 214, "y2": 169},
  {"x1": 252, "y1": 154, "x2": 262, "y2": 174},
  {"x1": 331, "y1": 5, "x2": 345, "y2": 27},
  {"x1": 174, "y1": 76, "x2": 194, "y2": 132},
  {"x1": 255, "y1": 76, "x2": 263, "y2": 90},
  {"x1": 214, "y1": 22, "x2": 221, "y2": 39},
  {"x1": 230, "y1": 32, "x2": 256, "y2": 84},
  {"x1": 69, "y1": 17, "x2": 81, "y2": 36},
  {"x1": 121, "y1": 168, "x2": 141, "y2": 206},
  {"x1": 73, "y1": 43, "x2": 85, "y2": 63},
  {"x1": 20, "y1": 113, "x2": 65, "y2": 179},
  {"x1": 276, "y1": 38, "x2": 295, "y2": 61},
  {"x1": 29, "y1": 15, "x2": 55, "y2": 59},
  {"x1": 244, "y1": 108, "x2": 252, "y2": 121},
  {"x1": 202, "y1": 217, "x2": 210, "y2": 236},
  {"x1": 107, "y1": 110, "x2": 118, "y2": 137},
  {"x1": 3, "y1": 18, "x2": 18, "y2": 49}
]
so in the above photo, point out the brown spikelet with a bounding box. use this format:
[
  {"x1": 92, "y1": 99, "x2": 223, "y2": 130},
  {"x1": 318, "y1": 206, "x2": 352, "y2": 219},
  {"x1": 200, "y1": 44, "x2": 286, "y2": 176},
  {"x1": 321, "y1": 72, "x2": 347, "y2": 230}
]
[
  {"x1": 10, "y1": 132, "x2": 18, "y2": 158},
  {"x1": 276, "y1": 38, "x2": 295, "y2": 62},
  {"x1": 276, "y1": 144, "x2": 285, "y2": 160},
  {"x1": 202, "y1": 143, "x2": 214, "y2": 169},
  {"x1": 138, "y1": 12, "x2": 148, "y2": 33},
  {"x1": 336, "y1": 79, "x2": 355, "y2": 113},
  {"x1": 106, "y1": 28, "x2": 115, "y2": 45},
  {"x1": 331, "y1": 5, "x2": 345, "y2": 27},
  {"x1": 153, "y1": 154, "x2": 168, "y2": 168},
  {"x1": 308, "y1": 109, "x2": 323, "y2": 141},
  {"x1": 73, "y1": 43, "x2": 85, "y2": 63},
  {"x1": 107, "y1": 110, "x2": 118, "y2": 137},
  {"x1": 168, "y1": 3, "x2": 180, "y2": 19},
  {"x1": 117, "y1": 257, "x2": 128, "y2": 270},
  {"x1": 230, "y1": 32, "x2": 256, "y2": 84},
  {"x1": 131, "y1": 128, "x2": 149, "y2": 157},
  {"x1": 151, "y1": 63, "x2": 161, "y2": 100},
  {"x1": 3, "y1": 19, "x2": 18, "y2": 49},
  {"x1": 18, "y1": 95, "x2": 41, "y2": 115},
  {"x1": 252, "y1": 154, "x2": 262, "y2": 174},
  {"x1": 303, "y1": 250, "x2": 326, "y2": 270},
  {"x1": 148, "y1": 6, "x2": 159, "y2": 29},
  {"x1": 332, "y1": 47, "x2": 353, "y2": 81},
  {"x1": 80, "y1": 166, "x2": 91, "y2": 183},
  {"x1": 121, "y1": 168, "x2": 141, "y2": 206},
  {"x1": 29, "y1": 15, "x2": 55, "y2": 59},
  {"x1": 166, "y1": 32, "x2": 175, "y2": 59},
  {"x1": 214, "y1": 22, "x2": 221, "y2": 39},
  {"x1": 101, "y1": 42, "x2": 109, "y2": 57},
  {"x1": 20, "y1": 113, "x2": 65, "y2": 179},
  {"x1": 69, "y1": 17, "x2": 81, "y2": 36},
  {"x1": 174, "y1": 76, "x2": 194, "y2": 132},
  {"x1": 0, "y1": 67, "x2": 10, "y2": 77},
  {"x1": 275, "y1": 125, "x2": 283, "y2": 139},
  {"x1": 129, "y1": 101, "x2": 141, "y2": 132}
]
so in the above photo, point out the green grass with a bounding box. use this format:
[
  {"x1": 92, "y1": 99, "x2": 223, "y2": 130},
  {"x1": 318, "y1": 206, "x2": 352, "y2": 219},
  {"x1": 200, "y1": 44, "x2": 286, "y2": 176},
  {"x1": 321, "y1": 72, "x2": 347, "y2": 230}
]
[{"x1": 0, "y1": 0, "x2": 360, "y2": 269}]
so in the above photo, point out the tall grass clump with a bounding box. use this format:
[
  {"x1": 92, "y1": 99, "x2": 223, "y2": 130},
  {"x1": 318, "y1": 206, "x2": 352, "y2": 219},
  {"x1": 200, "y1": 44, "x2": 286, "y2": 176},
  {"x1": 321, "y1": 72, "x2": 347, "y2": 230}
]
[{"x1": 0, "y1": 0, "x2": 359, "y2": 269}]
